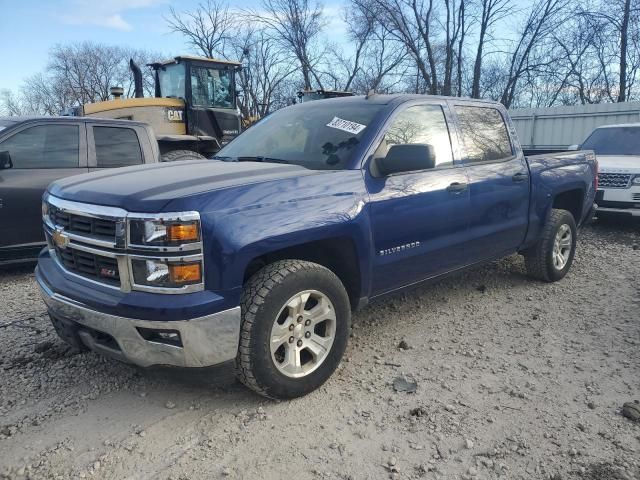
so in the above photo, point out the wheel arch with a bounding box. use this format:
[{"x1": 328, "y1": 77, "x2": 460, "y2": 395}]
[
  {"x1": 551, "y1": 188, "x2": 585, "y2": 224},
  {"x1": 242, "y1": 236, "x2": 364, "y2": 311}
]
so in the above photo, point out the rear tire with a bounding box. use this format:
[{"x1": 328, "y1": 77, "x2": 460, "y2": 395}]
[
  {"x1": 524, "y1": 208, "x2": 577, "y2": 282},
  {"x1": 161, "y1": 149, "x2": 206, "y2": 162},
  {"x1": 235, "y1": 260, "x2": 351, "y2": 399}
]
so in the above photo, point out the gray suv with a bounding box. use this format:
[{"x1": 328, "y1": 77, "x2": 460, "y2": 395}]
[{"x1": 0, "y1": 117, "x2": 159, "y2": 265}]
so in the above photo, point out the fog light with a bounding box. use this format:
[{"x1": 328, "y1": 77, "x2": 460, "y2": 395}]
[
  {"x1": 169, "y1": 263, "x2": 202, "y2": 283},
  {"x1": 136, "y1": 327, "x2": 182, "y2": 347}
]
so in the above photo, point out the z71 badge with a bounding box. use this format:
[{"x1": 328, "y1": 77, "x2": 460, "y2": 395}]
[{"x1": 166, "y1": 108, "x2": 184, "y2": 122}]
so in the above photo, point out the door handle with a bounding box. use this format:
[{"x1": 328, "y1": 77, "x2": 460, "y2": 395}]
[
  {"x1": 512, "y1": 172, "x2": 529, "y2": 183},
  {"x1": 446, "y1": 182, "x2": 468, "y2": 193}
]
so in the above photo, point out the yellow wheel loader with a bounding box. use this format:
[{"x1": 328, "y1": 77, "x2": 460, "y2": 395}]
[{"x1": 79, "y1": 55, "x2": 242, "y2": 161}]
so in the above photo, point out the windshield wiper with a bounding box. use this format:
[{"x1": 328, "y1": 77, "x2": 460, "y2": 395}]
[{"x1": 235, "y1": 156, "x2": 291, "y2": 164}]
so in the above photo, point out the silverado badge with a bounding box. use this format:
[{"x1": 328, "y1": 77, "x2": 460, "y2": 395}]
[{"x1": 52, "y1": 228, "x2": 70, "y2": 250}]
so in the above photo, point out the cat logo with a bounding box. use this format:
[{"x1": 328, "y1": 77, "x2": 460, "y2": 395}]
[
  {"x1": 166, "y1": 108, "x2": 184, "y2": 122},
  {"x1": 52, "y1": 228, "x2": 70, "y2": 250}
]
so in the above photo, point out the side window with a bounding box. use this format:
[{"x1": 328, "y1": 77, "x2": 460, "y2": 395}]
[
  {"x1": 383, "y1": 105, "x2": 454, "y2": 168},
  {"x1": 93, "y1": 127, "x2": 143, "y2": 168},
  {"x1": 454, "y1": 106, "x2": 512, "y2": 163},
  {"x1": 0, "y1": 124, "x2": 79, "y2": 169}
]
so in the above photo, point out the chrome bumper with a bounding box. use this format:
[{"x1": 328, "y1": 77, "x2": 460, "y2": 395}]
[
  {"x1": 597, "y1": 206, "x2": 640, "y2": 217},
  {"x1": 37, "y1": 274, "x2": 241, "y2": 368}
]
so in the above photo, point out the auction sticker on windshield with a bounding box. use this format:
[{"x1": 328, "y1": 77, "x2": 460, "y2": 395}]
[{"x1": 326, "y1": 117, "x2": 367, "y2": 135}]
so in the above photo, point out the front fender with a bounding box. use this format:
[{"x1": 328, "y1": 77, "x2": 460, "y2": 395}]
[{"x1": 188, "y1": 170, "x2": 372, "y2": 297}]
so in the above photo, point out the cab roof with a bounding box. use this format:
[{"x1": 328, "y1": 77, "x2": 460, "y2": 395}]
[
  {"x1": 150, "y1": 55, "x2": 241, "y2": 68},
  {"x1": 292, "y1": 93, "x2": 503, "y2": 107},
  {"x1": 0, "y1": 116, "x2": 149, "y2": 128}
]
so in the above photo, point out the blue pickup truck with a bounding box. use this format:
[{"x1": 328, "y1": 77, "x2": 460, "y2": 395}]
[{"x1": 36, "y1": 95, "x2": 597, "y2": 399}]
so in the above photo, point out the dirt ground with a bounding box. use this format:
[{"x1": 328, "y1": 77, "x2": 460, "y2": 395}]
[{"x1": 0, "y1": 218, "x2": 638, "y2": 480}]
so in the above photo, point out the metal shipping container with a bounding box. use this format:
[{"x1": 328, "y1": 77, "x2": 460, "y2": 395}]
[{"x1": 509, "y1": 102, "x2": 640, "y2": 153}]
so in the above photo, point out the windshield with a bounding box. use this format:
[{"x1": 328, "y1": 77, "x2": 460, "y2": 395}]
[
  {"x1": 190, "y1": 66, "x2": 234, "y2": 109},
  {"x1": 581, "y1": 126, "x2": 640, "y2": 156},
  {"x1": 217, "y1": 101, "x2": 384, "y2": 170},
  {"x1": 158, "y1": 63, "x2": 186, "y2": 99}
]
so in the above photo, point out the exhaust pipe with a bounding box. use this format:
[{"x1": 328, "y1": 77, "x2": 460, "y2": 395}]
[
  {"x1": 129, "y1": 58, "x2": 144, "y2": 98},
  {"x1": 110, "y1": 87, "x2": 124, "y2": 99}
]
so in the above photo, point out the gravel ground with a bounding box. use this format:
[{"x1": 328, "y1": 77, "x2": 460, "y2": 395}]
[{"x1": 0, "y1": 218, "x2": 638, "y2": 480}]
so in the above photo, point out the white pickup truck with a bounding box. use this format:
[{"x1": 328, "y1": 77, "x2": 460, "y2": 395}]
[{"x1": 575, "y1": 124, "x2": 640, "y2": 217}]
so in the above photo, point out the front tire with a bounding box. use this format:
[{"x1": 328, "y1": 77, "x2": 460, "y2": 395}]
[
  {"x1": 524, "y1": 208, "x2": 577, "y2": 282},
  {"x1": 235, "y1": 260, "x2": 351, "y2": 399}
]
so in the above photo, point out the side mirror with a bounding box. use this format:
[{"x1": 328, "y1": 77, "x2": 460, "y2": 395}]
[
  {"x1": 0, "y1": 151, "x2": 12, "y2": 170},
  {"x1": 567, "y1": 144, "x2": 579, "y2": 151},
  {"x1": 375, "y1": 144, "x2": 436, "y2": 176}
]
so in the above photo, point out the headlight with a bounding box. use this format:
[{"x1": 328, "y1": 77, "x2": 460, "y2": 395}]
[
  {"x1": 632, "y1": 176, "x2": 640, "y2": 185},
  {"x1": 131, "y1": 258, "x2": 202, "y2": 288},
  {"x1": 42, "y1": 201, "x2": 49, "y2": 219},
  {"x1": 128, "y1": 216, "x2": 201, "y2": 247}
]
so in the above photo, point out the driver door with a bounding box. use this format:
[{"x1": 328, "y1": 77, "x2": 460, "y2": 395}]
[
  {"x1": 0, "y1": 122, "x2": 87, "y2": 254},
  {"x1": 365, "y1": 102, "x2": 471, "y2": 296}
]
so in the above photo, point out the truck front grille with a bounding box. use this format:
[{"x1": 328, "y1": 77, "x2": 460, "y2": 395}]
[
  {"x1": 49, "y1": 206, "x2": 117, "y2": 239},
  {"x1": 44, "y1": 194, "x2": 203, "y2": 294},
  {"x1": 598, "y1": 173, "x2": 632, "y2": 188},
  {"x1": 54, "y1": 245, "x2": 120, "y2": 286}
]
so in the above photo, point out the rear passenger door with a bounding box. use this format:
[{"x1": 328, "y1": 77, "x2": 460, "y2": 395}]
[
  {"x1": 451, "y1": 103, "x2": 530, "y2": 260},
  {"x1": 0, "y1": 122, "x2": 87, "y2": 250},
  {"x1": 87, "y1": 124, "x2": 144, "y2": 171}
]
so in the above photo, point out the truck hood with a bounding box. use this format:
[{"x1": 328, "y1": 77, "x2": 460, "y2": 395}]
[
  {"x1": 597, "y1": 155, "x2": 640, "y2": 174},
  {"x1": 47, "y1": 160, "x2": 319, "y2": 212}
]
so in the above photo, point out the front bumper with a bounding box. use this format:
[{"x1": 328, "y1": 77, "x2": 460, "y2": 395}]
[
  {"x1": 37, "y1": 268, "x2": 241, "y2": 368},
  {"x1": 595, "y1": 187, "x2": 640, "y2": 217},
  {"x1": 597, "y1": 206, "x2": 640, "y2": 217}
]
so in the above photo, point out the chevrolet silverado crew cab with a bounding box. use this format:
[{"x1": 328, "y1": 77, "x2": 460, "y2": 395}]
[
  {"x1": 36, "y1": 95, "x2": 597, "y2": 399},
  {"x1": 576, "y1": 124, "x2": 640, "y2": 217}
]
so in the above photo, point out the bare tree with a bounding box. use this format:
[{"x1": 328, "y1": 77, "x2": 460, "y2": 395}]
[
  {"x1": 583, "y1": 0, "x2": 640, "y2": 102},
  {"x1": 9, "y1": 42, "x2": 158, "y2": 115},
  {"x1": 231, "y1": 27, "x2": 297, "y2": 119},
  {"x1": 499, "y1": 0, "x2": 569, "y2": 108},
  {"x1": 470, "y1": 0, "x2": 510, "y2": 98},
  {"x1": 166, "y1": 0, "x2": 235, "y2": 59},
  {"x1": 0, "y1": 89, "x2": 24, "y2": 116},
  {"x1": 324, "y1": 7, "x2": 376, "y2": 91},
  {"x1": 249, "y1": 0, "x2": 327, "y2": 90},
  {"x1": 350, "y1": 0, "x2": 438, "y2": 93}
]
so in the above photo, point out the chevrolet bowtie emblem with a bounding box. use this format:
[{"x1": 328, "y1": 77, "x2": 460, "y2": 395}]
[{"x1": 52, "y1": 228, "x2": 70, "y2": 249}]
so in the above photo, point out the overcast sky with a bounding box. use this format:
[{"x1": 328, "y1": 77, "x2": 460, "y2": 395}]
[{"x1": 0, "y1": 0, "x2": 347, "y2": 93}]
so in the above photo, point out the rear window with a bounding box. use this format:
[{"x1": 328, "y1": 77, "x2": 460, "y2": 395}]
[
  {"x1": 94, "y1": 126, "x2": 143, "y2": 168},
  {"x1": 454, "y1": 106, "x2": 513, "y2": 163},
  {"x1": 581, "y1": 127, "x2": 640, "y2": 155}
]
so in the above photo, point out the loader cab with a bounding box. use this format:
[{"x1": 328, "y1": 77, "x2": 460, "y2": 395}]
[{"x1": 150, "y1": 56, "x2": 242, "y2": 146}]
